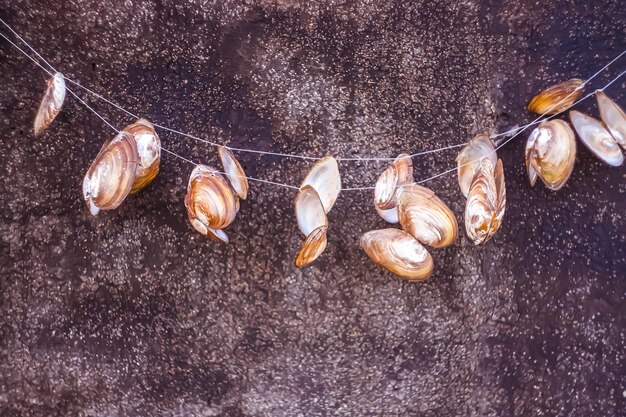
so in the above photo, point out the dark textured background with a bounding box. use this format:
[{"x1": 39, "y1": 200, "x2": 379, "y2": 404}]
[{"x1": 1, "y1": 1, "x2": 625, "y2": 416}]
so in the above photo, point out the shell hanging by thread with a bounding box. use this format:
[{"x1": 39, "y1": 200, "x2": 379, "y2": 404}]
[
  {"x1": 456, "y1": 134, "x2": 497, "y2": 198},
  {"x1": 82, "y1": 131, "x2": 139, "y2": 216},
  {"x1": 464, "y1": 159, "x2": 506, "y2": 245},
  {"x1": 360, "y1": 228, "x2": 434, "y2": 281},
  {"x1": 374, "y1": 153, "x2": 413, "y2": 210},
  {"x1": 34, "y1": 72, "x2": 66, "y2": 136},
  {"x1": 569, "y1": 110, "x2": 624, "y2": 167},
  {"x1": 123, "y1": 118, "x2": 161, "y2": 194},
  {"x1": 527, "y1": 78, "x2": 584, "y2": 115},
  {"x1": 184, "y1": 165, "x2": 239, "y2": 242},
  {"x1": 300, "y1": 156, "x2": 341, "y2": 213},
  {"x1": 525, "y1": 120, "x2": 577, "y2": 190},
  {"x1": 218, "y1": 146, "x2": 249, "y2": 200},
  {"x1": 397, "y1": 184, "x2": 458, "y2": 248},
  {"x1": 294, "y1": 185, "x2": 329, "y2": 267},
  {"x1": 596, "y1": 91, "x2": 626, "y2": 150}
]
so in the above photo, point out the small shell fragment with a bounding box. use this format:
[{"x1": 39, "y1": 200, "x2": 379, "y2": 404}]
[
  {"x1": 294, "y1": 225, "x2": 328, "y2": 268},
  {"x1": 525, "y1": 120, "x2": 577, "y2": 190},
  {"x1": 376, "y1": 205, "x2": 399, "y2": 224},
  {"x1": 124, "y1": 118, "x2": 161, "y2": 194},
  {"x1": 569, "y1": 110, "x2": 623, "y2": 166},
  {"x1": 300, "y1": 156, "x2": 341, "y2": 213},
  {"x1": 218, "y1": 146, "x2": 249, "y2": 200},
  {"x1": 596, "y1": 91, "x2": 626, "y2": 150},
  {"x1": 34, "y1": 72, "x2": 66, "y2": 136},
  {"x1": 360, "y1": 228, "x2": 434, "y2": 281},
  {"x1": 527, "y1": 78, "x2": 584, "y2": 115},
  {"x1": 456, "y1": 134, "x2": 497, "y2": 198},
  {"x1": 82, "y1": 131, "x2": 139, "y2": 216}
]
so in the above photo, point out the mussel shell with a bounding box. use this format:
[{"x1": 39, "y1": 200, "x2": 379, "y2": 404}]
[
  {"x1": 527, "y1": 78, "x2": 584, "y2": 115},
  {"x1": 525, "y1": 120, "x2": 576, "y2": 190},
  {"x1": 456, "y1": 134, "x2": 497, "y2": 198},
  {"x1": 376, "y1": 205, "x2": 399, "y2": 224},
  {"x1": 294, "y1": 185, "x2": 328, "y2": 236},
  {"x1": 218, "y1": 146, "x2": 249, "y2": 200},
  {"x1": 374, "y1": 153, "x2": 413, "y2": 210},
  {"x1": 124, "y1": 118, "x2": 161, "y2": 194},
  {"x1": 184, "y1": 165, "x2": 239, "y2": 236},
  {"x1": 34, "y1": 72, "x2": 66, "y2": 136},
  {"x1": 596, "y1": 91, "x2": 626, "y2": 150},
  {"x1": 464, "y1": 159, "x2": 506, "y2": 245},
  {"x1": 360, "y1": 228, "x2": 434, "y2": 281},
  {"x1": 397, "y1": 184, "x2": 458, "y2": 248},
  {"x1": 300, "y1": 156, "x2": 341, "y2": 213},
  {"x1": 82, "y1": 131, "x2": 139, "y2": 216},
  {"x1": 294, "y1": 225, "x2": 328, "y2": 268},
  {"x1": 569, "y1": 110, "x2": 623, "y2": 166}
]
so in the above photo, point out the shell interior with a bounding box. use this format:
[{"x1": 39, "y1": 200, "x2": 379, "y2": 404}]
[
  {"x1": 218, "y1": 146, "x2": 249, "y2": 200},
  {"x1": 569, "y1": 110, "x2": 623, "y2": 167},
  {"x1": 596, "y1": 91, "x2": 626, "y2": 150},
  {"x1": 300, "y1": 156, "x2": 341, "y2": 213},
  {"x1": 294, "y1": 185, "x2": 328, "y2": 236},
  {"x1": 456, "y1": 134, "x2": 497, "y2": 198}
]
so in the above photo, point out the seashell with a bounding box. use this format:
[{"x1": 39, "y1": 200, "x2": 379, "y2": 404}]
[
  {"x1": 82, "y1": 131, "x2": 139, "y2": 216},
  {"x1": 527, "y1": 78, "x2": 584, "y2": 115},
  {"x1": 397, "y1": 184, "x2": 458, "y2": 248},
  {"x1": 300, "y1": 156, "x2": 341, "y2": 213},
  {"x1": 456, "y1": 134, "x2": 497, "y2": 198},
  {"x1": 596, "y1": 91, "x2": 626, "y2": 150},
  {"x1": 360, "y1": 228, "x2": 434, "y2": 281},
  {"x1": 374, "y1": 153, "x2": 413, "y2": 210},
  {"x1": 294, "y1": 185, "x2": 328, "y2": 236},
  {"x1": 525, "y1": 120, "x2": 577, "y2": 190},
  {"x1": 294, "y1": 225, "x2": 328, "y2": 268},
  {"x1": 184, "y1": 165, "x2": 239, "y2": 239},
  {"x1": 218, "y1": 146, "x2": 249, "y2": 200},
  {"x1": 123, "y1": 118, "x2": 161, "y2": 194},
  {"x1": 464, "y1": 159, "x2": 506, "y2": 245},
  {"x1": 569, "y1": 110, "x2": 623, "y2": 166},
  {"x1": 376, "y1": 205, "x2": 399, "y2": 224},
  {"x1": 34, "y1": 72, "x2": 66, "y2": 136}
]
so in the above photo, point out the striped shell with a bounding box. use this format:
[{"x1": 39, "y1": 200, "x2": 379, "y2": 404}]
[
  {"x1": 34, "y1": 72, "x2": 66, "y2": 136},
  {"x1": 527, "y1": 78, "x2": 584, "y2": 115},
  {"x1": 123, "y1": 119, "x2": 161, "y2": 194}
]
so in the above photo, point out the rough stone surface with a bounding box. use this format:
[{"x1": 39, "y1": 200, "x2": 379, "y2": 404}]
[{"x1": 0, "y1": 1, "x2": 625, "y2": 416}]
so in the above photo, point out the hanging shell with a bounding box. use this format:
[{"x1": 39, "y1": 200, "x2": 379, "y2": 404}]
[
  {"x1": 569, "y1": 110, "x2": 623, "y2": 167},
  {"x1": 218, "y1": 146, "x2": 249, "y2": 200},
  {"x1": 360, "y1": 228, "x2": 434, "y2": 281},
  {"x1": 374, "y1": 154, "x2": 413, "y2": 210},
  {"x1": 300, "y1": 156, "x2": 341, "y2": 213},
  {"x1": 123, "y1": 118, "x2": 161, "y2": 194},
  {"x1": 294, "y1": 185, "x2": 329, "y2": 267},
  {"x1": 184, "y1": 165, "x2": 239, "y2": 239},
  {"x1": 525, "y1": 120, "x2": 576, "y2": 190},
  {"x1": 82, "y1": 131, "x2": 139, "y2": 216},
  {"x1": 294, "y1": 225, "x2": 328, "y2": 268},
  {"x1": 596, "y1": 91, "x2": 626, "y2": 150},
  {"x1": 527, "y1": 78, "x2": 584, "y2": 115},
  {"x1": 34, "y1": 72, "x2": 66, "y2": 136},
  {"x1": 397, "y1": 184, "x2": 458, "y2": 248},
  {"x1": 376, "y1": 205, "x2": 399, "y2": 224},
  {"x1": 464, "y1": 159, "x2": 506, "y2": 245},
  {"x1": 456, "y1": 134, "x2": 497, "y2": 198}
]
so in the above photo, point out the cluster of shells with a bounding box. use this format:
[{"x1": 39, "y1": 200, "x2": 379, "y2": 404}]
[{"x1": 525, "y1": 79, "x2": 625, "y2": 190}]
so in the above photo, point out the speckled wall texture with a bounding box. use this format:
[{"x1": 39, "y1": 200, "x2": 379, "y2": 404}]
[{"x1": 0, "y1": 1, "x2": 625, "y2": 416}]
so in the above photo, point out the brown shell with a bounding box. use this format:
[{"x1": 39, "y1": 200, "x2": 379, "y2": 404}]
[
  {"x1": 569, "y1": 110, "x2": 623, "y2": 166},
  {"x1": 34, "y1": 72, "x2": 66, "y2": 136},
  {"x1": 294, "y1": 225, "x2": 328, "y2": 268},
  {"x1": 218, "y1": 146, "x2": 249, "y2": 200},
  {"x1": 456, "y1": 134, "x2": 497, "y2": 198},
  {"x1": 374, "y1": 153, "x2": 413, "y2": 210},
  {"x1": 124, "y1": 118, "x2": 161, "y2": 194},
  {"x1": 527, "y1": 78, "x2": 584, "y2": 115}
]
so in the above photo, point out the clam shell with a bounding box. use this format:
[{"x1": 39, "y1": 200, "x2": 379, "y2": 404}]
[
  {"x1": 456, "y1": 134, "x2": 497, "y2": 198},
  {"x1": 218, "y1": 146, "x2": 249, "y2": 200},
  {"x1": 464, "y1": 159, "x2": 506, "y2": 245},
  {"x1": 397, "y1": 184, "x2": 458, "y2": 248},
  {"x1": 527, "y1": 78, "x2": 584, "y2": 115},
  {"x1": 34, "y1": 72, "x2": 66, "y2": 136},
  {"x1": 525, "y1": 120, "x2": 576, "y2": 190},
  {"x1": 184, "y1": 165, "x2": 239, "y2": 237},
  {"x1": 82, "y1": 131, "x2": 139, "y2": 216},
  {"x1": 360, "y1": 228, "x2": 434, "y2": 281},
  {"x1": 374, "y1": 153, "x2": 413, "y2": 210},
  {"x1": 294, "y1": 185, "x2": 328, "y2": 236},
  {"x1": 569, "y1": 110, "x2": 623, "y2": 166},
  {"x1": 300, "y1": 156, "x2": 341, "y2": 213},
  {"x1": 124, "y1": 118, "x2": 161, "y2": 194},
  {"x1": 376, "y1": 205, "x2": 399, "y2": 224},
  {"x1": 294, "y1": 225, "x2": 328, "y2": 268},
  {"x1": 596, "y1": 91, "x2": 626, "y2": 150}
]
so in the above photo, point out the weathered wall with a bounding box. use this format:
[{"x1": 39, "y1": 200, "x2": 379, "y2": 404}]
[{"x1": 0, "y1": 1, "x2": 624, "y2": 416}]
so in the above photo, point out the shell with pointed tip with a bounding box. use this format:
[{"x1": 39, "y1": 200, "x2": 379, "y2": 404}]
[
  {"x1": 456, "y1": 134, "x2": 497, "y2": 198},
  {"x1": 295, "y1": 185, "x2": 328, "y2": 236},
  {"x1": 82, "y1": 131, "x2": 139, "y2": 216},
  {"x1": 374, "y1": 153, "x2": 413, "y2": 210},
  {"x1": 124, "y1": 119, "x2": 161, "y2": 194},
  {"x1": 218, "y1": 146, "x2": 249, "y2": 200},
  {"x1": 397, "y1": 184, "x2": 458, "y2": 248},
  {"x1": 569, "y1": 110, "x2": 623, "y2": 166},
  {"x1": 596, "y1": 91, "x2": 626, "y2": 150},
  {"x1": 294, "y1": 225, "x2": 328, "y2": 268},
  {"x1": 525, "y1": 120, "x2": 577, "y2": 190},
  {"x1": 464, "y1": 159, "x2": 506, "y2": 245},
  {"x1": 34, "y1": 72, "x2": 66, "y2": 136},
  {"x1": 360, "y1": 228, "x2": 434, "y2": 281},
  {"x1": 185, "y1": 165, "x2": 239, "y2": 239},
  {"x1": 527, "y1": 78, "x2": 584, "y2": 115},
  {"x1": 300, "y1": 156, "x2": 341, "y2": 213}
]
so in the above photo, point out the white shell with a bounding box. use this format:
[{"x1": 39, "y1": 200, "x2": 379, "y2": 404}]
[
  {"x1": 218, "y1": 146, "x2": 249, "y2": 200},
  {"x1": 569, "y1": 110, "x2": 623, "y2": 166},
  {"x1": 294, "y1": 185, "x2": 328, "y2": 236},
  {"x1": 456, "y1": 134, "x2": 497, "y2": 198},
  {"x1": 596, "y1": 91, "x2": 626, "y2": 150},
  {"x1": 300, "y1": 156, "x2": 341, "y2": 213}
]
